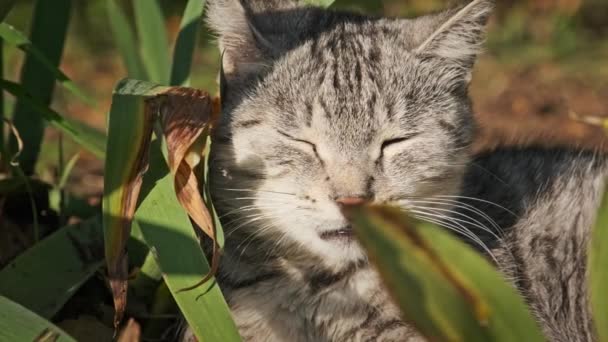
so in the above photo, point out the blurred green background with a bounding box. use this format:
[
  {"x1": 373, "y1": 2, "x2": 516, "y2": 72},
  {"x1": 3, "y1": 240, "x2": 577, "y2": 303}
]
[{"x1": 2, "y1": 0, "x2": 608, "y2": 195}]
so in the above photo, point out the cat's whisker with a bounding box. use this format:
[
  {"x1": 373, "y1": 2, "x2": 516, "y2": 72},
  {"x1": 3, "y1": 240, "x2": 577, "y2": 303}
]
[
  {"x1": 391, "y1": 195, "x2": 507, "y2": 233},
  {"x1": 262, "y1": 229, "x2": 295, "y2": 263},
  {"x1": 215, "y1": 196, "x2": 294, "y2": 202},
  {"x1": 417, "y1": 197, "x2": 505, "y2": 234},
  {"x1": 218, "y1": 188, "x2": 298, "y2": 197},
  {"x1": 404, "y1": 198, "x2": 504, "y2": 236},
  {"x1": 433, "y1": 195, "x2": 517, "y2": 217},
  {"x1": 223, "y1": 207, "x2": 310, "y2": 239},
  {"x1": 235, "y1": 209, "x2": 313, "y2": 261},
  {"x1": 409, "y1": 211, "x2": 482, "y2": 249},
  {"x1": 408, "y1": 205, "x2": 509, "y2": 263},
  {"x1": 219, "y1": 204, "x2": 311, "y2": 220},
  {"x1": 398, "y1": 198, "x2": 516, "y2": 264},
  {"x1": 409, "y1": 204, "x2": 498, "y2": 238},
  {"x1": 409, "y1": 209, "x2": 498, "y2": 263},
  {"x1": 236, "y1": 223, "x2": 276, "y2": 259}
]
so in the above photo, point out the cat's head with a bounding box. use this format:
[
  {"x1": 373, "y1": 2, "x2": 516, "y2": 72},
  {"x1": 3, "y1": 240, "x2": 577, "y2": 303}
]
[{"x1": 207, "y1": 0, "x2": 493, "y2": 270}]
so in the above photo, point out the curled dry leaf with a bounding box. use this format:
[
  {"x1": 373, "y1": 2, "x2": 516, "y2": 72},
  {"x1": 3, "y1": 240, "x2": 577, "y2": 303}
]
[
  {"x1": 156, "y1": 88, "x2": 213, "y2": 237},
  {"x1": 154, "y1": 87, "x2": 221, "y2": 290}
]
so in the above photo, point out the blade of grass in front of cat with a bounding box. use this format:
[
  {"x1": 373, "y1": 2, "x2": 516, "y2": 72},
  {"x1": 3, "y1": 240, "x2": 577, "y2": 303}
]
[
  {"x1": 0, "y1": 217, "x2": 103, "y2": 319},
  {"x1": 0, "y1": 296, "x2": 76, "y2": 342},
  {"x1": 170, "y1": 0, "x2": 206, "y2": 86},
  {"x1": 351, "y1": 205, "x2": 544, "y2": 342},
  {"x1": 8, "y1": 0, "x2": 70, "y2": 175},
  {"x1": 590, "y1": 190, "x2": 608, "y2": 341},
  {"x1": 133, "y1": 0, "x2": 171, "y2": 84}
]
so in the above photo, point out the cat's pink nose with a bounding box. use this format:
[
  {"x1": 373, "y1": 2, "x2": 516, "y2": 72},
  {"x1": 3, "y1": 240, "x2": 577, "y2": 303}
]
[
  {"x1": 336, "y1": 197, "x2": 368, "y2": 221},
  {"x1": 335, "y1": 197, "x2": 367, "y2": 207}
]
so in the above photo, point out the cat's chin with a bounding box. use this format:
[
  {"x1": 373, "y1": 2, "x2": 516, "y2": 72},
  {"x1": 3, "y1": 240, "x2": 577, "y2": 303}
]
[{"x1": 312, "y1": 231, "x2": 367, "y2": 267}]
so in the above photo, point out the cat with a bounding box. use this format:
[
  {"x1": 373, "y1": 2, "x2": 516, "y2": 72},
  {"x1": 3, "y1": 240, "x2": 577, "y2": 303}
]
[{"x1": 183, "y1": 0, "x2": 608, "y2": 341}]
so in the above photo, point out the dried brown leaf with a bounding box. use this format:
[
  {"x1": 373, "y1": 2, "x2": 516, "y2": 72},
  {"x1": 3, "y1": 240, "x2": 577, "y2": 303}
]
[
  {"x1": 156, "y1": 88, "x2": 214, "y2": 237},
  {"x1": 117, "y1": 318, "x2": 141, "y2": 342},
  {"x1": 154, "y1": 87, "x2": 221, "y2": 289}
]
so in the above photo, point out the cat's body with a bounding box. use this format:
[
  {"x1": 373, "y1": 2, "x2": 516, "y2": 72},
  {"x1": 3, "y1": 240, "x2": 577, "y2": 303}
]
[{"x1": 183, "y1": 0, "x2": 607, "y2": 341}]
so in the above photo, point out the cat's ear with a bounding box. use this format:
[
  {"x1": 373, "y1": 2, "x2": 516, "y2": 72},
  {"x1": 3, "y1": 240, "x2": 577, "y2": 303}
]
[
  {"x1": 412, "y1": 0, "x2": 494, "y2": 71},
  {"x1": 206, "y1": 0, "x2": 304, "y2": 82},
  {"x1": 206, "y1": 0, "x2": 272, "y2": 79}
]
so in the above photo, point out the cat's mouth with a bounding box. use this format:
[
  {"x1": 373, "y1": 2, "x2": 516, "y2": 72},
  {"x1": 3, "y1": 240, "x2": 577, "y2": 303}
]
[{"x1": 320, "y1": 225, "x2": 354, "y2": 241}]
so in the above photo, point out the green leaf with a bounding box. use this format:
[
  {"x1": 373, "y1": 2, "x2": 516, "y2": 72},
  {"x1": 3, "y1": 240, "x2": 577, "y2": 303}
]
[
  {"x1": 106, "y1": 0, "x2": 146, "y2": 79},
  {"x1": 0, "y1": 23, "x2": 95, "y2": 105},
  {"x1": 135, "y1": 149, "x2": 241, "y2": 342},
  {"x1": 0, "y1": 0, "x2": 17, "y2": 21},
  {"x1": 171, "y1": 0, "x2": 206, "y2": 86},
  {"x1": 0, "y1": 217, "x2": 103, "y2": 319},
  {"x1": 0, "y1": 80, "x2": 106, "y2": 158},
  {"x1": 351, "y1": 205, "x2": 544, "y2": 342},
  {"x1": 9, "y1": 0, "x2": 71, "y2": 175},
  {"x1": 0, "y1": 296, "x2": 76, "y2": 342},
  {"x1": 103, "y1": 79, "x2": 156, "y2": 326},
  {"x1": 133, "y1": 0, "x2": 171, "y2": 84},
  {"x1": 304, "y1": 0, "x2": 336, "y2": 7},
  {"x1": 590, "y1": 191, "x2": 608, "y2": 341}
]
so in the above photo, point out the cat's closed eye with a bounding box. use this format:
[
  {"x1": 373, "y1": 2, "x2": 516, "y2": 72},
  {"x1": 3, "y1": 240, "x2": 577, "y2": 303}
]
[
  {"x1": 277, "y1": 130, "x2": 320, "y2": 157},
  {"x1": 380, "y1": 134, "x2": 420, "y2": 156}
]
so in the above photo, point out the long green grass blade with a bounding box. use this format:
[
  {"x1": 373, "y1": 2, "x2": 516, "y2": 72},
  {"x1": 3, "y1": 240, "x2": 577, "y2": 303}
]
[
  {"x1": 170, "y1": 0, "x2": 206, "y2": 86},
  {"x1": 590, "y1": 191, "x2": 608, "y2": 341},
  {"x1": 0, "y1": 23, "x2": 94, "y2": 105},
  {"x1": 103, "y1": 79, "x2": 156, "y2": 270},
  {"x1": 351, "y1": 206, "x2": 544, "y2": 342},
  {"x1": 135, "y1": 149, "x2": 241, "y2": 342},
  {"x1": 133, "y1": 0, "x2": 171, "y2": 84},
  {"x1": 0, "y1": 296, "x2": 76, "y2": 342},
  {"x1": 9, "y1": 0, "x2": 71, "y2": 175},
  {"x1": 0, "y1": 0, "x2": 17, "y2": 21},
  {"x1": 103, "y1": 79, "x2": 156, "y2": 326},
  {"x1": 106, "y1": 0, "x2": 146, "y2": 79},
  {"x1": 0, "y1": 80, "x2": 106, "y2": 158},
  {"x1": 0, "y1": 217, "x2": 103, "y2": 319}
]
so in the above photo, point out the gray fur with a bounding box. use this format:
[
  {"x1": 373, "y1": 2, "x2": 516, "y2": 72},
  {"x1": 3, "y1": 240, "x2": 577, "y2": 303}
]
[
  {"x1": 185, "y1": 0, "x2": 608, "y2": 341},
  {"x1": 463, "y1": 148, "x2": 607, "y2": 342}
]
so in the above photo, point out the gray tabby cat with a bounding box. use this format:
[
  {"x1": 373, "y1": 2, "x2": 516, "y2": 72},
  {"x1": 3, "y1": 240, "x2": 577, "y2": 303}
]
[{"x1": 188, "y1": 0, "x2": 608, "y2": 341}]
